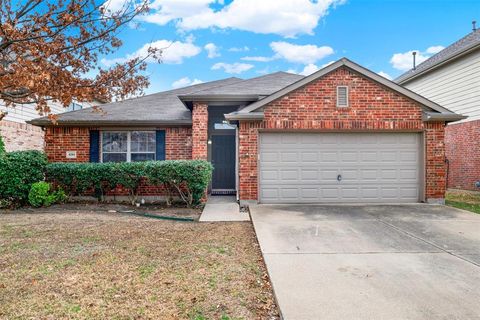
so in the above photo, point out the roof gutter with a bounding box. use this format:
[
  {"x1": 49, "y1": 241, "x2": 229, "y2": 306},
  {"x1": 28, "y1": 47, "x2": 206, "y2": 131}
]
[
  {"x1": 398, "y1": 43, "x2": 480, "y2": 84},
  {"x1": 224, "y1": 112, "x2": 264, "y2": 121},
  {"x1": 27, "y1": 119, "x2": 193, "y2": 127},
  {"x1": 422, "y1": 112, "x2": 467, "y2": 123},
  {"x1": 178, "y1": 94, "x2": 260, "y2": 102}
]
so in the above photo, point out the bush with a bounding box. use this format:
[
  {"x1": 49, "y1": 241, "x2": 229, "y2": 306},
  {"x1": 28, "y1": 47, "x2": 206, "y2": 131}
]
[
  {"x1": 111, "y1": 162, "x2": 148, "y2": 205},
  {"x1": 145, "y1": 160, "x2": 213, "y2": 207},
  {"x1": 28, "y1": 182, "x2": 66, "y2": 207},
  {"x1": 46, "y1": 160, "x2": 213, "y2": 207},
  {"x1": 45, "y1": 162, "x2": 118, "y2": 198},
  {"x1": 0, "y1": 134, "x2": 5, "y2": 155},
  {"x1": 0, "y1": 151, "x2": 48, "y2": 205}
]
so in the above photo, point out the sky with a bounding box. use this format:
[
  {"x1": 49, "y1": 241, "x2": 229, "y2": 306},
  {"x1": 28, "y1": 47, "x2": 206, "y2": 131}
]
[{"x1": 100, "y1": 0, "x2": 480, "y2": 94}]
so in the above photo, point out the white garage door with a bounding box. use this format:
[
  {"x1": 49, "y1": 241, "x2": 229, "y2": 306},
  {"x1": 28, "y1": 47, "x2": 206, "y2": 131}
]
[{"x1": 259, "y1": 132, "x2": 422, "y2": 203}]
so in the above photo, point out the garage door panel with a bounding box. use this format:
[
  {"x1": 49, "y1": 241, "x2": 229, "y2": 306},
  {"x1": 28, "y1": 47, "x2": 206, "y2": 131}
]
[
  {"x1": 259, "y1": 132, "x2": 421, "y2": 203},
  {"x1": 281, "y1": 170, "x2": 299, "y2": 181}
]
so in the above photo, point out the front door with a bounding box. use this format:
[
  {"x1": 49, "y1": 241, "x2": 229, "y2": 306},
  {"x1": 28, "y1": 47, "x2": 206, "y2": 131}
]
[{"x1": 211, "y1": 135, "x2": 236, "y2": 193}]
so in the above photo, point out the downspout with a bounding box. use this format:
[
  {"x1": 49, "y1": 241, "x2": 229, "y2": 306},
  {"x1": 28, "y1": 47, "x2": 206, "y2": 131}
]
[
  {"x1": 445, "y1": 158, "x2": 449, "y2": 190},
  {"x1": 235, "y1": 124, "x2": 239, "y2": 202}
]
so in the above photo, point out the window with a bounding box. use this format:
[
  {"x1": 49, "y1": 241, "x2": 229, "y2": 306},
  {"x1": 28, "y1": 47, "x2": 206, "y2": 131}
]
[
  {"x1": 214, "y1": 121, "x2": 236, "y2": 130},
  {"x1": 68, "y1": 102, "x2": 83, "y2": 111},
  {"x1": 101, "y1": 131, "x2": 155, "y2": 162},
  {"x1": 337, "y1": 86, "x2": 349, "y2": 107}
]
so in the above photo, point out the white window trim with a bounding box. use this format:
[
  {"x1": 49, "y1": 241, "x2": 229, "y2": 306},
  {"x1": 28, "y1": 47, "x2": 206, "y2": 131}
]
[
  {"x1": 100, "y1": 130, "x2": 156, "y2": 163},
  {"x1": 337, "y1": 85, "x2": 349, "y2": 107}
]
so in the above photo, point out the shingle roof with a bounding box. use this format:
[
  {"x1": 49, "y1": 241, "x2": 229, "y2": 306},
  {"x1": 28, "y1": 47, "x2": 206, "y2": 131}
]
[
  {"x1": 396, "y1": 29, "x2": 480, "y2": 84},
  {"x1": 181, "y1": 72, "x2": 304, "y2": 97},
  {"x1": 29, "y1": 72, "x2": 304, "y2": 126},
  {"x1": 29, "y1": 77, "x2": 242, "y2": 126}
]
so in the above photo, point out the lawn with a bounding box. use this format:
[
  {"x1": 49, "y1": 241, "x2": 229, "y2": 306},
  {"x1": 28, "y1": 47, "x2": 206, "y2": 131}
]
[
  {"x1": 0, "y1": 205, "x2": 278, "y2": 319},
  {"x1": 446, "y1": 190, "x2": 480, "y2": 214}
]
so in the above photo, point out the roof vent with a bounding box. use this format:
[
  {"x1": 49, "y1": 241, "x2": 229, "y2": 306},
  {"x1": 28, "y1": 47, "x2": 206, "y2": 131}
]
[
  {"x1": 412, "y1": 51, "x2": 417, "y2": 70},
  {"x1": 337, "y1": 86, "x2": 348, "y2": 107},
  {"x1": 473, "y1": 20, "x2": 477, "y2": 31}
]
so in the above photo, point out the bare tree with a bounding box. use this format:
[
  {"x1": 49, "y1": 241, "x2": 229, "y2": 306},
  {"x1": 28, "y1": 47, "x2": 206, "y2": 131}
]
[{"x1": 0, "y1": 0, "x2": 161, "y2": 117}]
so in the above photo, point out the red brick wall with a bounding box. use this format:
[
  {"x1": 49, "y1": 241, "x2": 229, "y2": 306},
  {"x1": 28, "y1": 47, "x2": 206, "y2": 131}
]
[
  {"x1": 0, "y1": 120, "x2": 44, "y2": 152},
  {"x1": 192, "y1": 102, "x2": 208, "y2": 160},
  {"x1": 166, "y1": 127, "x2": 192, "y2": 160},
  {"x1": 238, "y1": 67, "x2": 446, "y2": 202},
  {"x1": 445, "y1": 120, "x2": 480, "y2": 191},
  {"x1": 45, "y1": 127, "x2": 192, "y2": 162},
  {"x1": 45, "y1": 127, "x2": 91, "y2": 162}
]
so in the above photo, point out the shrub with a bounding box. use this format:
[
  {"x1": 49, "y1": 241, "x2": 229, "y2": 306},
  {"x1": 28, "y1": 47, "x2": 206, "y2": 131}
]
[
  {"x1": 0, "y1": 134, "x2": 5, "y2": 155},
  {"x1": 28, "y1": 182, "x2": 66, "y2": 207},
  {"x1": 111, "y1": 162, "x2": 148, "y2": 205},
  {"x1": 46, "y1": 160, "x2": 213, "y2": 207},
  {"x1": 45, "y1": 162, "x2": 117, "y2": 198},
  {"x1": 146, "y1": 160, "x2": 213, "y2": 207},
  {"x1": 0, "y1": 151, "x2": 47, "y2": 205}
]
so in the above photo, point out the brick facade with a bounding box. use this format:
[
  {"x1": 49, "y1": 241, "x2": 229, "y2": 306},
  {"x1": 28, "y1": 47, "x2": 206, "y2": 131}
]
[
  {"x1": 0, "y1": 120, "x2": 44, "y2": 151},
  {"x1": 45, "y1": 127, "x2": 91, "y2": 162},
  {"x1": 192, "y1": 102, "x2": 208, "y2": 160},
  {"x1": 445, "y1": 120, "x2": 480, "y2": 191},
  {"x1": 238, "y1": 67, "x2": 447, "y2": 202},
  {"x1": 44, "y1": 127, "x2": 192, "y2": 162},
  {"x1": 44, "y1": 126, "x2": 193, "y2": 199}
]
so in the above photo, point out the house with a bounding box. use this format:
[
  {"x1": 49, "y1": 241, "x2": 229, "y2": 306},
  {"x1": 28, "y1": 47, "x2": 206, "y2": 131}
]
[
  {"x1": 396, "y1": 27, "x2": 480, "y2": 191},
  {"x1": 0, "y1": 100, "x2": 97, "y2": 152},
  {"x1": 30, "y1": 58, "x2": 464, "y2": 204}
]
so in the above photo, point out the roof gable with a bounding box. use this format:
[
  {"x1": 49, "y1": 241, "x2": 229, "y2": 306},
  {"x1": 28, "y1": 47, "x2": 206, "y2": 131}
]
[{"x1": 226, "y1": 58, "x2": 464, "y2": 122}]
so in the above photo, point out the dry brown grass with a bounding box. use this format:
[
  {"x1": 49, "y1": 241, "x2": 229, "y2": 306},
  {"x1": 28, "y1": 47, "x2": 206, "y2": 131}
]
[{"x1": 0, "y1": 206, "x2": 278, "y2": 320}]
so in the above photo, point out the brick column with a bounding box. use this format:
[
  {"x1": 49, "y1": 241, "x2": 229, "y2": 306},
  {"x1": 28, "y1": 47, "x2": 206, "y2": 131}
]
[
  {"x1": 425, "y1": 121, "x2": 446, "y2": 203},
  {"x1": 192, "y1": 102, "x2": 208, "y2": 160}
]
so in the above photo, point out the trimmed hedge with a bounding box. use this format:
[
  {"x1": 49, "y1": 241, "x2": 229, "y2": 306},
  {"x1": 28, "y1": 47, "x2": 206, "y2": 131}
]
[
  {"x1": 0, "y1": 135, "x2": 5, "y2": 154},
  {"x1": 46, "y1": 160, "x2": 213, "y2": 207},
  {"x1": 0, "y1": 151, "x2": 48, "y2": 206}
]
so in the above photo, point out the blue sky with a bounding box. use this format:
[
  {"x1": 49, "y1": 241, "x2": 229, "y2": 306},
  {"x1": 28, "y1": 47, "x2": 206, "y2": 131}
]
[{"x1": 101, "y1": 0, "x2": 480, "y2": 94}]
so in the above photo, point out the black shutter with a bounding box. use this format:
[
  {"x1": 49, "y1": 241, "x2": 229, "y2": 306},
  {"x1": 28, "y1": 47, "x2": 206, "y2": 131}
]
[
  {"x1": 89, "y1": 130, "x2": 100, "y2": 162},
  {"x1": 155, "y1": 130, "x2": 165, "y2": 161}
]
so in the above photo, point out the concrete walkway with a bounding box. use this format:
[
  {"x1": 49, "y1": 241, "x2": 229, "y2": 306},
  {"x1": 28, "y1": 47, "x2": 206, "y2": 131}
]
[
  {"x1": 199, "y1": 196, "x2": 250, "y2": 222},
  {"x1": 250, "y1": 204, "x2": 480, "y2": 320}
]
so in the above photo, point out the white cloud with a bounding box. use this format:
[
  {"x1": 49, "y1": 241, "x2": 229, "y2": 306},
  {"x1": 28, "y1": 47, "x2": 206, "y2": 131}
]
[
  {"x1": 101, "y1": 39, "x2": 201, "y2": 66},
  {"x1": 270, "y1": 41, "x2": 334, "y2": 64},
  {"x1": 377, "y1": 71, "x2": 392, "y2": 80},
  {"x1": 299, "y1": 63, "x2": 320, "y2": 76},
  {"x1": 241, "y1": 56, "x2": 275, "y2": 62},
  {"x1": 229, "y1": 46, "x2": 250, "y2": 52},
  {"x1": 204, "y1": 43, "x2": 220, "y2": 58},
  {"x1": 142, "y1": 0, "x2": 345, "y2": 38},
  {"x1": 211, "y1": 62, "x2": 254, "y2": 74},
  {"x1": 101, "y1": 0, "x2": 131, "y2": 12},
  {"x1": 390, "y1": 50, "x2": 429, "y2": 71},
  {"x1": 172, "y1": 77, "x2": 204, "y2": 88},
  {"x1": 289, "y1": 60, "x2": 335, "y2": 76},
  {"x1": 390, "y1": 45, "x2": 444, "y2": 71},
  {"x1": 426, "y1": 45, "x2": 445, "y2": 54}
]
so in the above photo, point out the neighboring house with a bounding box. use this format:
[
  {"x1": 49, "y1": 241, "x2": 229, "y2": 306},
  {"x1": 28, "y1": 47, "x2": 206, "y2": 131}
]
[
  {"x1": 30, "y1": 58, "x2": 464, "y2": 204},
  {"x1": 396, "y1": 28, "x2": 480, "y2": 191},
  {"x1": 0, "y1": 100, "x2": 97, "y2": 152}
]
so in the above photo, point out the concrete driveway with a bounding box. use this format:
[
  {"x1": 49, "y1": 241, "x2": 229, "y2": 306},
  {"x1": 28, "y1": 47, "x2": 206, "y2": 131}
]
[{"x1": 249, "y1": 204, "x2": 480, "y2": 320}]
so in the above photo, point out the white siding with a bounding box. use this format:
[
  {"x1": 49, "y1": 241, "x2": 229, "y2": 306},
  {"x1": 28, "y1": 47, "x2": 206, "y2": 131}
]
[
  {"x1": 0, "y1": 100, "x2": 98, "y2": 124},
  {"x1": 404, "y1": 49, "x2": 480, "y2": 122}
]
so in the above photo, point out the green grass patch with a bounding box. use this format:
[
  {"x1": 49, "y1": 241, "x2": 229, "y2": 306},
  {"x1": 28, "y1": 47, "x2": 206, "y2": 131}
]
[
  {"x1": 446, "y1": 200, "x2": 480, "y2": 214},
  {"x1": 446, "y1": 191, "x2": 480, "y2": 214}
]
